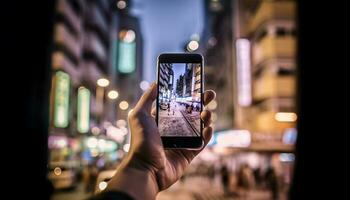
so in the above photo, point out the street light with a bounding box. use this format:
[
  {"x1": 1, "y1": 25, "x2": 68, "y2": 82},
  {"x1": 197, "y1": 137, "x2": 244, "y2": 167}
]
[
  {"x1": 123, "y1": 143, "x2": 130, "y2": 152},
  {"x1": 108, "y1": 90, "x2": 119, "y2": 100},
  {"x1": 54, "y1": 167, "x2": 62, "y2": 176},
  {"x1": 91, "y1": 127, "x2": 100, "y2": 135},
  {"x1": 139, "y1": 81, "x2": 150, "y2": 91},
  {"x1": 187, "y1": 40, "x2": 199, "y2": 52},
  {"x1": 99, "y1": 181, "x2": 108, "y2": 191},
  {"x1": 119, "y1": 101, "x2": 129, "y2": 110},
  {"x1": 96, "y1": 78, "x2": 110, "y2": 120},
  {"x1": 116, "y1": 119, "x2": 127, "y2": 128},
  {"x1": 117, "y1": 0, "x2": 126, "y2": 9},
  {"x1": 97, "y1": 78, "x2": 110, "y2": 87}
]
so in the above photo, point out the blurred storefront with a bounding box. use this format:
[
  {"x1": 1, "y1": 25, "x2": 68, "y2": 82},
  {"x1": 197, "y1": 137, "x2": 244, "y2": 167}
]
[{"x1": 48, "y1": 0, "x2": 143, "y2": 193}]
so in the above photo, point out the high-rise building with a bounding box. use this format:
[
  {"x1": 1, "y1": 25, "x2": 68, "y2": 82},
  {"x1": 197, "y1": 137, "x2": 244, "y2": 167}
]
[
  {"x1": 200, "y1": 0, "x2": 234, "y2": 131},
  {"x1": 233, "y1": 0, "x2": 296, "y2": 150},
  {"x1": 50, "y1": 0, "x2": 115, "y2": 137},
  {"x1": 184, "y1": 64, "x2": 194, "y2": 97},
  {"x1": 48, "y1": 0, "x2": 145, "y2": 169},
  {"x1": 193, "y1": 64, "x2": 201, "y2": 102},
  {"x1": 159, "y1": 63, "x2": 174, "y2": 100}
]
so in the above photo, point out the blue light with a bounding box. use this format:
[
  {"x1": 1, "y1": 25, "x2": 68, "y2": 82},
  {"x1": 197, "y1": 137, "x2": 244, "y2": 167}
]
[{"x1": 118, "y1": 41, "x2": 136, "y2": 74}]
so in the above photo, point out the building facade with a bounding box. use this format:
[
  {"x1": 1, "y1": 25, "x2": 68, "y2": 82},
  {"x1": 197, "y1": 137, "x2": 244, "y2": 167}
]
[
  {"x1": 48, "y1": 0, "x2": 143, "y2": 177},
  {"x1": 232, "y1": 0, "x2": 296, "y2": 150},
  {"x1": 159, "y1": 63, "x2": 174, "y2": 100}
]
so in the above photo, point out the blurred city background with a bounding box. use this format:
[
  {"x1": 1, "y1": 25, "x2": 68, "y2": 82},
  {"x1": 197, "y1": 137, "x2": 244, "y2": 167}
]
[{"x1": 47, "y1": 0, "x2": 297, "y2": 199}]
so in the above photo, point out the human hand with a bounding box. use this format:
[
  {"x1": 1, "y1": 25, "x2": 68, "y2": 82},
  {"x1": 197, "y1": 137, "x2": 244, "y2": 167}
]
[{"x1": 106, "y1": 83, "x2": 215, "y2": 200}]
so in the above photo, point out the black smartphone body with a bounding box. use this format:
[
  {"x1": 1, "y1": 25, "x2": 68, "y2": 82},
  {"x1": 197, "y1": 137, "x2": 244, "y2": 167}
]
[{"x1": 156, "y1": 53, "x2": 204, "y2": 149}]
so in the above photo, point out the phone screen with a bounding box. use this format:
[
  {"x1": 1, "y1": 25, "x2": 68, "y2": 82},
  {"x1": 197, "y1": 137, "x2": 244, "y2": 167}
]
[{"x1": 157, "y1": 63, "x2": 202, "y2": 137}]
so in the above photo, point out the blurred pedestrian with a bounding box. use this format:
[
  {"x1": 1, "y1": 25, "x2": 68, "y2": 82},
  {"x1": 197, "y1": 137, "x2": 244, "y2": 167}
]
[
  {"x1": 220, "y1": 165, "x2": 230, "y2": 195},
  {"x1": 265, "y1": 166, "x2": 279, "y2": 200},
  {"x1": 253, "y1": 167, "x2": 262, "y2": 188},
  {"x1": 82, "y1": 164, "x2": 90, "y2": 192},
  {"x1": 167, "y1": 102, "x2": 170, "y2": 115},
  {"x1": 237, "y1": 164, "x2": 255, "y2": 198}
]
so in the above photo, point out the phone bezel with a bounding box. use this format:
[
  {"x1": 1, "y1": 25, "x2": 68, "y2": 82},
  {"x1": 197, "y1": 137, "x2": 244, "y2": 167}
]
[{"x1": 156, "y1": 53, "x2": 204, "y2": 149}]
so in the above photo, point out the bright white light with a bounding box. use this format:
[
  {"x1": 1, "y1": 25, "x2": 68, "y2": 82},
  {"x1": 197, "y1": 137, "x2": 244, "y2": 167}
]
[
  {"x1": 119, "y1": 101, "x2": 129, "y2": 110},
  {"x1": 106, "y1": 126, "x2": 120, "y2": 135},
  {"x1": 106, "y1": 126, "x2": 125, "y2": 142},
  {"x1": 123, "y1": 144, "x2": 130, "y2": 152},
  {"x1": 236, "y1": 39, "x2": 252, "y2": 106},
  {"x1": 246, "y1": 153, "x2": 260, "y2": 169},
  {"x1": 215, "y1": 130, "x2": 251, "y2": 148},
  {"x1": 120, "y1": 127, "x2": 128, "y2": 135},
  {"x1": 57, "y1": 139, "x2": 67, "y2": 148},
  {"x1": 54, "y1": 167, "x2": 62, "y2": 176},
  {"x1": 103, "y1": 121, "x2": 112, "y2": 129},
  {"x1": 91, "y1": 149, "x2": 99, "y2": 157},
  {"x1": 139, "y1": 81, "x2": 150, "y2": 91},
  {"x1": 275, "y1": 112, "x2": 297, "y2": 122},
  {"x1": 77, "y1": 87, "x2": 90, "y2": 133},
  {"x1": 56, "y1": 107, "x2": 65, "y2": 127},
  {"x1": 49, "y1": 136, "x2": 68, "y2": 149},
  {"x1": 122, "y1": 30, "x2": 136, "y2": 43},
  {"x1": 91, "y1": 127, "x2": 100, "y2": 135},
  {"x1": 87, "y1": 137, "x2": 98, "y2": 149},
  {"x1": 98, "y1": 139, "x2": 106, "y2": 151},
  {"x1": 187, "y1": 40, "x2": 199, "y2": 51},
  {"x1": 98, "y1": 181, "x2": 108, "y2": 191},
  {"x1": 116, "y1": 119, "x2": 127, "y2": 128},
  {"x1": 280, "y1": 153, "x2": 295, "y2": 162},
  {"x1": 207, "y1": 100, "x2": 217, "y2": 110},
  {"x1": 97, "y1": 78, "x2": 109, "y2": 87},
  {"x1": 99, "y1": 181, "x2": 108, "y2": 191},
  {"x1": 105, "y1": 141, "x2": 117, "y2": 152},
  {"x1": 108, "y1": 90, "x2": 119, "y2": 100}
]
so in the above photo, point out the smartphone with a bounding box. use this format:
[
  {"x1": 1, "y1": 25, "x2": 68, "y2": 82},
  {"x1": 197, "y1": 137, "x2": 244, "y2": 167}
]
[{"x1": 156, "y1": 53, "x2": 204, "y2": 149}]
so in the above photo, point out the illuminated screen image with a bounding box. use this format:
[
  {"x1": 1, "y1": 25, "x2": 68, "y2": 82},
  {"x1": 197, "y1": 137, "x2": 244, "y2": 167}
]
[{"x1": 158, "y1": 63, "x2": 202, "y2": 137}]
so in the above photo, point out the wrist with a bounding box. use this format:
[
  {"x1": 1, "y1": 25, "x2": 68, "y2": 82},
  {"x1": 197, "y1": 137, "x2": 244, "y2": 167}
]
[{"x1": 106, "y1": 161, "x2": 159, "y2": 200}]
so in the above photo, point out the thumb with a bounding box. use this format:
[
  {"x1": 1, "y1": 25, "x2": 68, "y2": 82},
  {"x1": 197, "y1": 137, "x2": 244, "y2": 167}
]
[{"x1": 134, "y1": 82, "x2": 157, "y2": 113}]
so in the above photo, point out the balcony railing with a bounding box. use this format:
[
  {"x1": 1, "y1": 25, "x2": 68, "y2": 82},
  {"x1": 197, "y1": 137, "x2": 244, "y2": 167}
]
[
  {"x1": 253, "y1": 72, "x2": 295, "y2": 101},
  {"x1": 249, "y1": 1, "x2": 296, "y2": 34},
  {"x1": 252, "y1": 35, "x2": 296, "y2": 67},
  {"x1": 57, "y1": 0, "x2": 81, "y2": 34},
  {"x1": 54, "y1": 23, "x2": 81, "y2": 60}
]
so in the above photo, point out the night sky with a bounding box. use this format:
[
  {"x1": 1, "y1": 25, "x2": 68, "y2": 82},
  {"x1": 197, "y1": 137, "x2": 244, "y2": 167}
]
[
  {"x1": 131, "y1": 0, "x2": 204, "y2": 82},
  {"x1": 172, "y1": 63, "x2": 187, "y2": 93}
]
